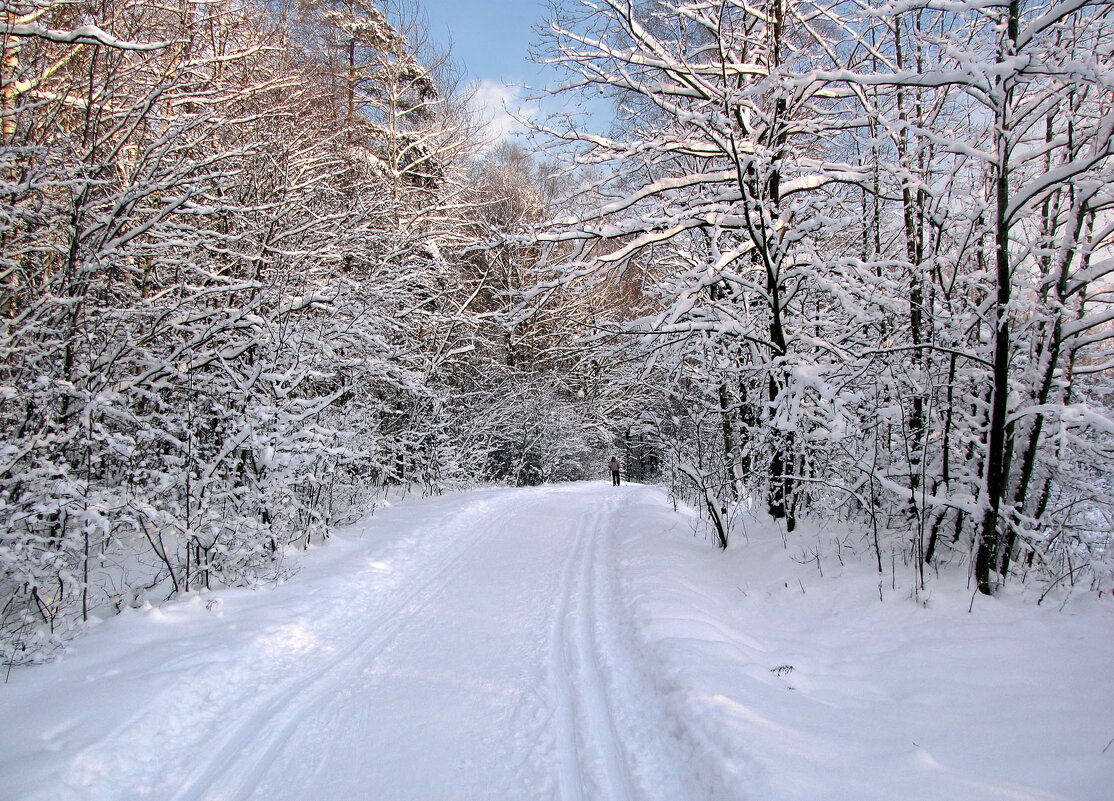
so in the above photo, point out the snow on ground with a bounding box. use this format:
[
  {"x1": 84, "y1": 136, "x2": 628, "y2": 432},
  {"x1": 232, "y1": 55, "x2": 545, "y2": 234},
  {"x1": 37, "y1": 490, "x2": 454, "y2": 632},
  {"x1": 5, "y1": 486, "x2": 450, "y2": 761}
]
[
  {"x1": 616, "y1": 487, "x2": 1114, "y2": 801},
  {"x1": 1, "y1": 482, "x2": 1111, "y2": 800}
]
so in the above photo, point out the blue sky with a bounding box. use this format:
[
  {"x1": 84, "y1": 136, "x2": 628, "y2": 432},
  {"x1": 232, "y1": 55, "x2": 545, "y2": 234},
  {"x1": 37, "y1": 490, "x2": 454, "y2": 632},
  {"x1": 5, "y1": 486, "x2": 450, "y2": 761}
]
[
  {"x1": 419, "y1": 0, "x2": 580, "y2": 144},
  {"x1": 421, "y1": 0, "x2": 552, "y2": 87}
]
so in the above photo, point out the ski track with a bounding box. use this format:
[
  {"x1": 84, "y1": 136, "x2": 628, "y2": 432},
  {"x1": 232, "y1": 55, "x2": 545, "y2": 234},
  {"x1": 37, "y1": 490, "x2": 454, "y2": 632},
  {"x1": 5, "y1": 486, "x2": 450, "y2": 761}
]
[
  {"x1": 549, "y1": 489, "x2": 696, "y2": 801},
  {"x1": 551, "y1": 492, "x2": 635, "y2": 801},
  {"x1": 11, "y1": 485, "x2": 702, "y2": 801},
  {"x1": 40, "y1": 493, "x2": 507, "y2": 801},
  {"x1": 168, "y1": 497, "x2": 512, "y2": 801}
]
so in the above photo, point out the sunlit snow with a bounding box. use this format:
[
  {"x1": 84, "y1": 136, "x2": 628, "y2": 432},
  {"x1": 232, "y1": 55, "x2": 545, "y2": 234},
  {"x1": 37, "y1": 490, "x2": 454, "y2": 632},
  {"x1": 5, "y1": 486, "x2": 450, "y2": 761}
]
[{"x1": 2, "y1": 483, "x2": 1110, "y2": 801}]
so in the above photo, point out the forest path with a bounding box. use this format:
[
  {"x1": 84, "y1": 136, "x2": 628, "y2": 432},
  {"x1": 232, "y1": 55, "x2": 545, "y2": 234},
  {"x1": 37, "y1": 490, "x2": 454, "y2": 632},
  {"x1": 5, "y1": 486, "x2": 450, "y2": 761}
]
[
  {"x1": 2, "y1": 483, "x2": 698, "y2": 801},
  {"x1": 7, "y1": 483, "x2": 1112, "y2": 801}
]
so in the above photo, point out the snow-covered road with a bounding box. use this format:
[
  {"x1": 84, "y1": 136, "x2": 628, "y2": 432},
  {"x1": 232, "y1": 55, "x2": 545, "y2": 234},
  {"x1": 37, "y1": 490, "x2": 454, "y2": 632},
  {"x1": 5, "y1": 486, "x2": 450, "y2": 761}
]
[
  {"x1": 1, "y1": 484, "x2": 696, "y2": 801},
  {"x1": 4, "y1": 482, "x2": 1113, "y2": 801}
]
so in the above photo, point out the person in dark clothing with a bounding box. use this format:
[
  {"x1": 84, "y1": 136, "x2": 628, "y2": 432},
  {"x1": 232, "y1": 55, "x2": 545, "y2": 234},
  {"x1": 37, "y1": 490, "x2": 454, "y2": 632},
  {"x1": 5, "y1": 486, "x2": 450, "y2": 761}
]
[{"x1": 609, "y1": 456, "x2": 621, "y2": 486}]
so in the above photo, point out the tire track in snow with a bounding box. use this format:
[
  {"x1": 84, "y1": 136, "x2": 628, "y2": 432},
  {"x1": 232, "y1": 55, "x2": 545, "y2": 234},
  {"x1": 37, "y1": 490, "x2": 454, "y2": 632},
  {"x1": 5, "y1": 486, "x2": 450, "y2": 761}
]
[{"x1": 163, "y1": 495, "x2": 518, "y2": 801}]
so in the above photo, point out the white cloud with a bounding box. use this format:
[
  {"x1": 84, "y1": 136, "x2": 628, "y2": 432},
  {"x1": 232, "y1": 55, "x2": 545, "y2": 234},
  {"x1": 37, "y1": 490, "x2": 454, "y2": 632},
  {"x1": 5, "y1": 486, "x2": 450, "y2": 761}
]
[{"x1": 470, "y1": 80, "x2": 538, "y2": 148}]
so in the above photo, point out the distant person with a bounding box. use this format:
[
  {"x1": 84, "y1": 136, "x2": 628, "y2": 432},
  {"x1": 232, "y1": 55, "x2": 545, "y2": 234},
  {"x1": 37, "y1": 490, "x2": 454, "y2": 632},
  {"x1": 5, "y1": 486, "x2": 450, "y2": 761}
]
[{"x1": 609, "y1": 456, "x2": 621, "y2": 486}]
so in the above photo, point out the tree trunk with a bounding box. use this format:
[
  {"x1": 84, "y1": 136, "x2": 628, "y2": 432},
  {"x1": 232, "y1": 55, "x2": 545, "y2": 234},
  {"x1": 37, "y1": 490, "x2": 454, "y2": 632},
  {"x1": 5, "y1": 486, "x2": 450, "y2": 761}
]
[{"x1": 975, "y1": 0, "x2": 1020, "y2": 596}]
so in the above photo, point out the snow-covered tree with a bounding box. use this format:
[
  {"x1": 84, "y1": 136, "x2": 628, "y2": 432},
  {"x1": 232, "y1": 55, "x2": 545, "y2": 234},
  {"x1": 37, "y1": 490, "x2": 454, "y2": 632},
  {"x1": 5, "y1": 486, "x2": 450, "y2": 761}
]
[
  {"x1": 0, "y1": 0, "x2": 496, "y2": 663},
  {"x1": 531, "y1": 0, "x2": 1114, "y2": 589}
]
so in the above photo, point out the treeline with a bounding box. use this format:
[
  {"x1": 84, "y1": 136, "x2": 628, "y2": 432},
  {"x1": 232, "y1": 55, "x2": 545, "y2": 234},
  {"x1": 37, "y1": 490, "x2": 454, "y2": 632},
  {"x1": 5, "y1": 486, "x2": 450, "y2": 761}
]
[
  {"x1": 4, "y1": 0, "x2": 1112, "y2": 665},
  {"x1": 0, "y1": 0, "x2": 606, "y2": 664},
  {"x1": 533, "y1": 0, "x2": 1114, "y2": 595}
]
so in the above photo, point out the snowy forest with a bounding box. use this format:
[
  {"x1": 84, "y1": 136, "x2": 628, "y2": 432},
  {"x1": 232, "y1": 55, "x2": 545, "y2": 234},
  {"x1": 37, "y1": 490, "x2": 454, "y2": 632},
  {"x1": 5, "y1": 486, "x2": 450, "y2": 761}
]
[{"x1": 1, "y1": 0, "x2": 1112, "y2": 665}]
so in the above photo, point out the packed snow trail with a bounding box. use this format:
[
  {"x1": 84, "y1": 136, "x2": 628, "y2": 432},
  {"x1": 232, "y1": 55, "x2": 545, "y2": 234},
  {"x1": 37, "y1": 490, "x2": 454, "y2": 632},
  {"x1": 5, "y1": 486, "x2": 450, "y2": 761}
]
[
  {"x1": 5, "y1": 483, "x2": 1113, "y2": 801},
  {"x1": 1, "y1": 484, "x2": 698, "y2": 801}
]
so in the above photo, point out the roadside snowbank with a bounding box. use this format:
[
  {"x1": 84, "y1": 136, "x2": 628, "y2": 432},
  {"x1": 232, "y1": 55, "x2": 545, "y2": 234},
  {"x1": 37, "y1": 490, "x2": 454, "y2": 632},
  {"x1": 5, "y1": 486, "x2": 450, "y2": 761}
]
[{"x1": 614, "y1": 485, "x2": 1114, "y2": 801}]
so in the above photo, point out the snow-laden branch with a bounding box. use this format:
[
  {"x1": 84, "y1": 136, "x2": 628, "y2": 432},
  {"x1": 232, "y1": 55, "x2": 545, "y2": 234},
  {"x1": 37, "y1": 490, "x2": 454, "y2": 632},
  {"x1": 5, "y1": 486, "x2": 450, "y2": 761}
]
[{"x1": 1, "y1": 23, "x2": 168, "y2": 51}]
